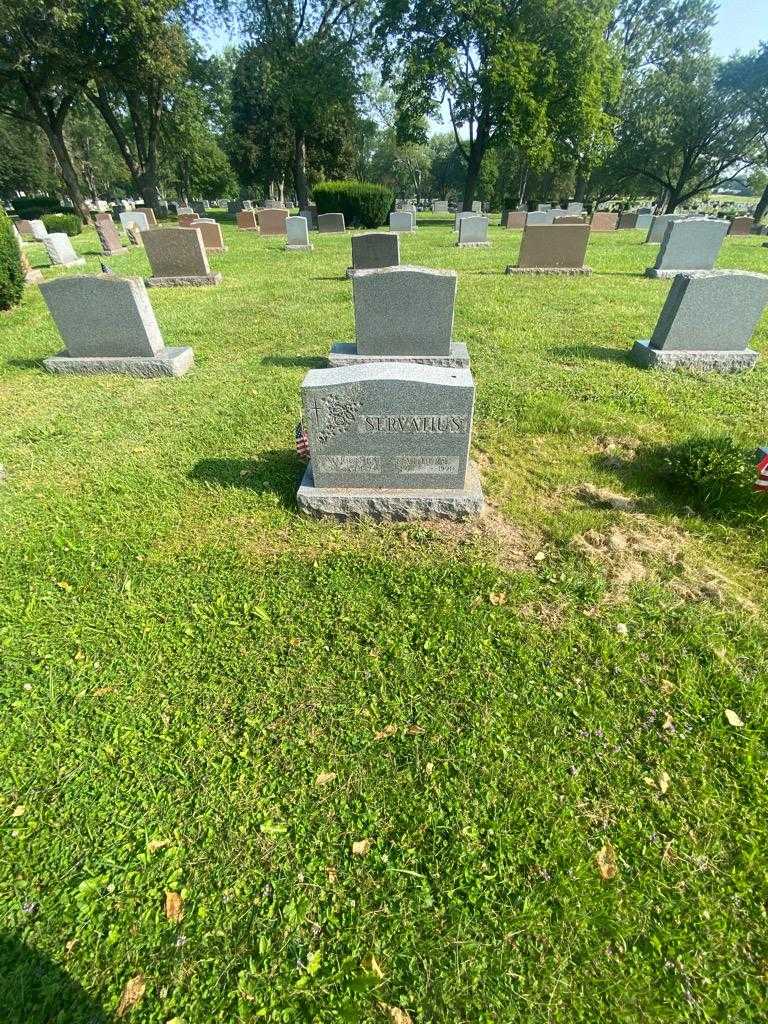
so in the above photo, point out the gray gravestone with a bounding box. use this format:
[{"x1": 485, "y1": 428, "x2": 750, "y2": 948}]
[
  {"x1": 329, "y1": 265, "x2": 468, "y2": 368},
  {"x1": 632, "y1": 269, "x2": 768, "y2": 371},
  {"x1": 29, "y1": 220, "x2": 49, "y2": 240},
  {"x1": 525, "y1": 210, "x2": 555, "y2": 226},
  {"x1": 566, "y1": 202, "x2": 583, "y2": 214},
  {"x1": 537, "y1": 204, "x2": 551, "y2": 212},
  {"x1": 635, "y1": 213, "x2": 653, "y2": 231},
  {"x1": 96, "y1": 219, "x2": 127, "y2": 256},
  {"x1": 645, "y1": 214, "x2": 679, "y2": 243},
  {"x1": 286, "y1": 216, "x2": 313, "y2": 251},
  {"x1": 299, "y1": 206, "x2": 318, "y2": 229},
  {"x1": 390, "y1": 212, "x2": 415, "y2": 232},
  {"x1": 119, "y1": 211, "x2": 150, "y2": 232},
  {"x1": 432, "y1": 200, "x2": 449, "y2": 213},
  {"x1": 297, "y1": 363, "x2": 483, "y2": 520},
  {"x1": 618, "y1": 212, "x2": 638, "y2": 229},
  {"x1": 453, "y1": 211, "x2": 477, "y2": 231},
  {"x1": 318, "y1": 213, "x2": 345, "y2": 233},
  {"x1": 43, "y1": 233, "x2": 86, "y2": 267},
  {"x1": 457, "y1": 215, "x2": 489, "y2": 247},
  {"x1": 143, "y1": 227, "x2": 221, "y2": 287},
  {"x1": 41, "y1": 275, "x2": 194, "y2": 376},
  {"x1": 646, "y1": 217, "x2": 728, "y2": 278},
  {"x1": 349, "y1": 233, "x2": 400, "y2": 275}
]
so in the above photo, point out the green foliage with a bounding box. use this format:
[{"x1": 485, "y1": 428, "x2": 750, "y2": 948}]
[
  {"x1": 312, "y1": 179, "x2": 393, "y2": 227},
  {"x1": 643, "y1": 435, "x2": 760, "y2": 518},
  {"x1": 12, "y1": 196, "x2": 62, "y2": 218},
  {"x1": 0, "y1": 208, "x2": 24, "y2": 311},
  {"x1": 41, "y1": 213, "x2": 82, "y2": 236},
  {"x1": 0, "y1": 116, "x2": 58, "y2": 198}
]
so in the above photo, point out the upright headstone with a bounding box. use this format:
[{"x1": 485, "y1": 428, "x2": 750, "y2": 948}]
[
  {"x1": 432, "y1": 200, "x2": 449, "y2": 213},
  {"x1": 297, "y1": 363, "x2": 483, "y2": 520},
  {"x1": 537, "y1": 204, "x2": 552, "y2": 212},
  {"x1": 29, "y1": 220, "x2": 49, "y2": 240},
  {"x1": 286, "y1": 216, "x2": 313, "y2": 251},
  {"x1": 143, "y1": 227, "x2": 221, "y2": 287},
  {"x1": 41, "y1": 275, "x2": 194, "y2": 376},
  {"x1": 525, "y1": 210, "x2": 555, "y2": 226},
  {"x1": 590, "y1": 212, "x2": 618, "y2": 231},
  {"x1": 501, "y1": 210, "x2": 527, "y2": 229},
  {"x1": 506, "y1": 224, "x2": 591, "y2": 275},
  {"x1": 453, "y1": 211, "x2": 477, "y2": 231},
  {"x1": 16, "y1": 219, "x2": 34, "y2": 238},
  {"x1": 389, "y1": 211, "x2": 415, "y2": 232},
  {"x1": 236, "y1": 210, "x2": 259, "y2": 230},
  {"x1": 257, "y1": 208, "x2": 289, "y2": 235},
  {"x1": 189, "y1": 218, "x2": 226, "y2": 252},
  {"x1": 471, "y1": 201, "x2": 482, "y2": 213},
  {"x1": 177, "y1": 213, "x2": 198, "y2": 228},
  {"x1": 457, "y1": 216, "x2": 489, "y2": 247},
  {"x1": 566, "y1": 202, "x2": 584, "y2": 214},
  {"x1": 645, "y1": 217, "x2": 728, "y2": 278},
  {"x1": 318, "y1": 213, "x2": 346, "y2": 233},
  {"x1": 299, "y1": 205, "x2": 318, "y2": 229},
  {"x1": 329, "y1": 265, "x2": 468, "y2": 368},
  {"x1": 43, "y1": 233, "x2": 86, "y2": 267},
  {"x1": 617, "y1": 212, "x2": 638, "y2": 229},
  {"x1": 349, "y1": 233, "x2": 400, "y2": 276},
  {"x1": 635, "y1": 212, "x2": 653, "y2": 232},
  {"x1": 119, "y1": 211, "x2": 150, "y2": 233},
  {"x1": 191, "y1": 201, "x2": 206, "y2": 218},
  {"x1": 645, "y1": 213, "x2": 679, "y2": 243},
  {"x1": 126, "y1": 225, "x2": 143, "y2": 247},
  {"x1": 632, "y1": 270, "x2": 768, "y2": 372},
  {"x1": 96, "y1": 218, "x2": 128, "y2": 257},
  {"x1": 730, "y1": 216, "x2": 754, "y2": 235},
  {"x1": 135, "y1": 206, "x2": 158, "y2": 226}
]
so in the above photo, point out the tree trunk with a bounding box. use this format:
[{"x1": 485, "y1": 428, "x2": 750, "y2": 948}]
[
  {"x1": 665, "y1": 194, "x2": 680, "y2": 213},
  {"x1": 40, "y1": 119, "x2": 92, "y2": 224},
  {"x1": 754, "y1": 180, "x2": 768, "y2": 224},
  {"x1": 461, "y1": 137, "x2": 486, "y2": 211},
  {"x1": 293, "y1": 132, "x2": 309, "y2": 209}
]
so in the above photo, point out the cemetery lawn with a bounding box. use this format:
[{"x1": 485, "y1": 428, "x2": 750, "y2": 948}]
[{"x1": 2, "y1": 216, "x2": 768, "y2": 1024}]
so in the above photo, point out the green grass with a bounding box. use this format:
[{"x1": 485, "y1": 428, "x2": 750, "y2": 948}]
[{"x1": 2, "y1": 218, "x2": 768, "y2": 1023}]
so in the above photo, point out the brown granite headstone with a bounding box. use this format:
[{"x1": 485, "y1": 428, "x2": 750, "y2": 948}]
[
  {"x1": 189, "y1": 218, "x2": 226, "y2": 251},
  {"x1": 236, "y1": 210, "x2": 258, "y2": 230},
  {"x1": 502, "y1": 211, "x2": 527, "y2": 229},
  {"x1": 178, "y1": 213, "x2": 198, "y2": 227},
  {"x1": 729, "y1": 216, "x2": 754, "y2": 235},
  {"x1": 506, "y1": 224, "x2": 591, "y2": 274},
  {"x1": 96, "y1": 218, "x2": 127, "y2": 256},
  {"x1": 590, "y1": 212, "x2": 618, "y2": 232},
  {"x1": 136, "y1": 206, "x2": 158, "y2": 226},
  {"x1": 257, "y1": 208, "x2": 289, "y2": 235}
]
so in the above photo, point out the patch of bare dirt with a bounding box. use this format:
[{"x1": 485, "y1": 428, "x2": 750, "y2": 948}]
[{"x1": 575, "y1": 483, "x2": 640, "y2": 512}]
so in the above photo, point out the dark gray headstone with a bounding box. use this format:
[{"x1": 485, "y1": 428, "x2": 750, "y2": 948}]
[
  {"x1": 351, "y1": 233, "x2": 400, "y2": 271},
  {"x1": 318, "y1": 213, "x2": 345, "y2": 233}
]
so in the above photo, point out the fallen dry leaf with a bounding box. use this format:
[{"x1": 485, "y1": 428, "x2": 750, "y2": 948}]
[
  {"x1": 315, "y1": 772, "x2": 337, "y2": 786},
  {"x1": 164, "y1": 891, "x2": 183, "y2": 922},
  {"x1": 596, "y1": 842, "x2": 618, "y2": 880},
  {"x1": 489, "y1": 591, "x2": 507, "y2": 606},
  {"x1": 381, "y1": 1006, "x2": 413, "y2": 1024},
  {"x1": 65, "y1": 938, "x2": 78, "y2": 953},
  {"x1": 352, "y1": 838, "x2": 371, "y2": 856},
  {"x1": 662, "y1": 713, "x2": 675, "y2": 733},
  {"x1": 660, "y1": 678, "x2": 675, "y2": 696},
  {"x1": 11, "y1": 805, "x2": 26, "y2": 818},
  {"x1": 658, "y1": 771, "x2": 670, "y2": 795},
  {"x1": 724, "y1": 708, "x2": 744, "y2": 728},
  {"x1": 325, "y1": 866, "x2": 338, "y2": 883},
  {"x1": 533, "y1": 550, "x2": 546, "y2": 562},
  {"x1": 147, "y1": 839, "x2": 171, "y2": 854},
  {"x1": 405, "y1": 724, "x2": 425, "y2": 735},
  {"x1": 363, "y1": 953, "x2": 384, "y2": 979},
  {"x1": 116, "y1": 974, "x2": 146, "y2": 1017},
  {"x1": 56, "y1": 580, "x2": 72, "y2": 591},
  {"x1": 374, "y1": 724, "x2": 397, "y2": 741},
  {"x1": 92, "y1": 687, "x2": 114, "y2": 698}
]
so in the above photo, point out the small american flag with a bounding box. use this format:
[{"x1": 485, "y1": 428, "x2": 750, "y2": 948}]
[
  {"x1": 295, "y1": 420, "x2": 310, "y2": 461},
  {"x1": 755, "y1": 449, "x2": 768, "y2": 493}
]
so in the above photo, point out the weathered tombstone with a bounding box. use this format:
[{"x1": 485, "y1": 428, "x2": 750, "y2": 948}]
[
  {"x1": 389, "y1": 211, "x2": 415, "y2": 232},
  {"x1": 296, "y1": 363, "x2": 483, "y2": 520},
  {"x1": 471, "y1": 201, "x2": 482, "y2": 213},
  {"x1": 29, "y1": 220, "x2": 49, "y2": 240},
  {"x1": 501, "y1": 210, "x2": 527, "y2": 229},
  {"x1": 506, "y1": 224, "x2": 591, "y2": 275},
  {"x1": 632, "y1": 270, "x2": 768, "y2": 372},
  {"x1": 257, "y1": 208, "x2": 289, "y2": 235},
  {"x1": 242, "y1": 200, "x2": 253, "y2": 211},
  {"x1": 142, "y1": 227, "x2": 221, "y2": 287},
  {"x1": 525, "y1": 210, "x2": 555, "y2": 226},
  {"x1": 617, "y1": 212, "x2": 638, "y2": 229},
  {"x1": 537, "y1": 203, "x2": 551, "y2": 212},
  {"x1": 189, "y1": 218, "x2": 227, "y2": 252},
  {"x1": 590, "y1": 212, "x2": 618, "y2": 231},
  {"x1": 645, "y1": 217, "x2": 728, "y2": 278},
  {"x1": 135, "y1": 206, "x2": 158, "y2": 226},
  {"x1": 119, "y1": 210, "x2": 150, "y2": 233},
  {"x1": 126, "y1": 225, "x2": 143, "y2": 247},
  {"x1": 177, "y1": 206, "x2": 194, "y2": 215},
  {"x1": 348, "y1": 233, "x2": 400, "y2": 277},
  {"x1": 228, "y1": 200, "x2": 244, "y2": 215},
  {"x1": 635, "y1": 212, "x2": 653, "y2": 231},
  {"x1": 553, "y1": 215, "x2": 583, "y2": 224},
  {"x1": 95, "y1": 218, "x2": 128, "y2": 257},
  {"x1": 637, "y1": 206, "x2": 653, "y2": 214},
  {"x1": 177, "y1": 213, "x2": 198, "y2": 228},
  {"x1": 730, "y1": 216, "x2": 754, "y2": 235},
  {"x1": 191, "y1": 201, "x2": 206, "y2": 217},
  {"x1": 299, "y1": 205, "x2": 318, "y2": 229},
  {"x1": 645, "y1": 213, "x2": 679, "y2": 243},
  {"x1": 262, "y1": 199, "x2": 279, "y2": 209},
  {"x1": 329, "y1": 265, "x2": 468, "y2": 368},
  {"x1": 41, "y1": 275, "x2": 194, "y2": 376},
  {"x1": 318, "y1": 213, "x2": 346, "y2": 233},
  {"x1": 43, "y1": 233, "x2": 86, "y2": 267},
  {"x1": 236, "y1": 210, "x2": 259, "y2": 230},
  {"x1": 457, "y1": 215, "x2": 489, "y2": 247},
  {"x1": 286, "y1": 216, "x2": 313, "y2": 251},
  {"x1": 94, "y1": 211, "x2": 114, "y2": 226},
  {"x1": 432, "y1": 200, "x2": 449, "y2": 213},
  {"x1": 16, "y1": 219, "x2": 34, "y2": 238},
  {"x1": 566, "y1": 202, "x2": 584, "y2": 214},
  {"x1": 453, "y1": 211, "x2": 476, "y2": 232}
]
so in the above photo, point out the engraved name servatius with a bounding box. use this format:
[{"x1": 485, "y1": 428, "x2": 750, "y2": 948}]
[{"x1": 358, "y1": 414, "x2": 468, "y2": 434}]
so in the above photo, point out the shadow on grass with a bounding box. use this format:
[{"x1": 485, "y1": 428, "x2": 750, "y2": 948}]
[
  {"x1": 189, "y1": 449, "x2": 302, "y2": 507},
  {"x1": 5, "y1": 357, "x2": 44, "y2": 370},
  {"x1": 0, "y1": 932, "x2": 108, "y2": 1024},
  {"x1": 311, "y1": 275, "x2": 348, "y2": 282},
  {"x1": 261, "y1": 355, "x2": 325, "y2": 368},
  {"x1": 551, "y1": 344, "x2": 632, "y2": 364}
]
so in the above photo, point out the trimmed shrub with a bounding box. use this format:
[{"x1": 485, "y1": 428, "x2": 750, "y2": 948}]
[
  {"x1": 42, "y1": 213, "x2": 82, "y2": 237},
  {"x1": 13, "y1": 196, "x2": 63, "y2": 218},
  {"x1": 313, "y1": 180, "x2": 394, "y2": 228},
  {"x1": 0, "y1": 209, "x2": 25, "y2": 311}
]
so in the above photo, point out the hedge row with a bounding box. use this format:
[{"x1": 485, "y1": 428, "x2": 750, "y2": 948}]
[
  {"x1": 12, "y1": 196, "x2": 64, "y2": 219},
  {"x1": 312, "y1": 181, "x2": 393, "y2": 228},
  {"x1": 42, "y1": 213, "x2": 83, "y2": 237},
  {"x1": 0, "y1": 209, "x2": 25, "y2": 311}
]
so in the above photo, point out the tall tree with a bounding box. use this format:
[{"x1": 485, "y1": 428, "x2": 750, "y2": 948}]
[
  {"x1": 0, "y1": 116, "x2": 59, "y2": 199},
  {"x1": 229, "y1": 0, "x2": 369, "y2": 207},
  {"x1": 374, "y1": 0, "x2": 618, "y2": 211},
  {"x1": 606, "y1": 0, "x2": 716, "y2": 72},
  {"x1": 721, "y1": 44, "x2": 768, "y2": 222}
]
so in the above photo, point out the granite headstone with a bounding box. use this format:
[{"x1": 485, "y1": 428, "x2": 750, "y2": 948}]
[
  {"x1": 143, "y1": 227, "x2": 221, "y2": 287},
  {"x1": 646, "y1": 217, "x2": 728, "y2": 277}
]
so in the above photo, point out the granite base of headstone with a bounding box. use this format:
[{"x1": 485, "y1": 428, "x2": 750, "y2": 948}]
[
  {"x1": 506, "y1": 224, "x2": 591, "y2": 274},
  {"x1": 41, "y1": 275, "x2": 194, "y2": 377},
  {"x1": 296, "y1": 363, "x2": 484, "y2": 521},
  {"x1": 143, "y1": 227, "x2": 221, "y2": 287},
  {"x1": 329, "y1": 265, "x2": 469, "y2": 368},
  {"x1": 631, "y1": 269, "x2": 767, "y2": 373}
]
